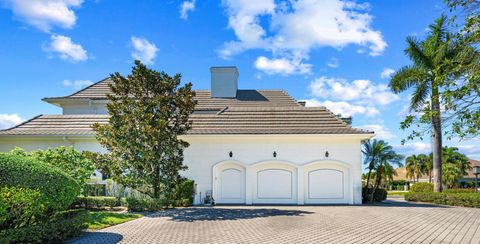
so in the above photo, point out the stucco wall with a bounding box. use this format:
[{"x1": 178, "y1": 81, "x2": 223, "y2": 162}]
[{"x1": 0, "y1": 134, "x2": 365, "y2": 205}]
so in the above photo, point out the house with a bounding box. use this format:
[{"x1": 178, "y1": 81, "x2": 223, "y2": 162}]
[{"x1": 0, "y1": 67, "x2": 373, "y2": 205}]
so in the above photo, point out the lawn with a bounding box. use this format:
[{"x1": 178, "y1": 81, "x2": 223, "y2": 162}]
[
  {"x1": 387, "y1": 191, "x2": 408, "y2": 197},
  {"x1": 85, "y1": 211, "x2": 143, "y2": 230}
]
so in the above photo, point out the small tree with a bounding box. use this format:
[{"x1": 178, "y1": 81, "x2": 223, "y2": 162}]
[{"x1": 92, "y1": 60, "x2": 196, "y2": 200}]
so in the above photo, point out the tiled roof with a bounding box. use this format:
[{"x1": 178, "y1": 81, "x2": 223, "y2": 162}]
[
  {"x1": 0, "y1": 107, "x2": 372, "y2": 136},
  {"x1": 43, "y1": 78, "x2": 302, "y2": 108}
]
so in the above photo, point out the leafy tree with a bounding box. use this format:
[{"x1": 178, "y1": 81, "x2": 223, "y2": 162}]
[
  {"x1": 405, "y1": 155, "x2": 424, "y2": 182},
  {"x1": 419, "y1": 154, "x2": 433, "y2": 183},
  {"x1": 442, "y1": 163, "x2": 461, "y2": 188},
  {"x1": 442, "y1": 146, "x2": 471, "y2": 175},
  {"x1": 362, "y1": 139, "x2": 404, "y2": 201},
  {"x1": 92, "y1": 60, "x2": 196, "y2": 199},
  {"x1": 389, "y1": 15, "x2": 471, "y2": 192},
  {"x1": 9, "y1": 147, "x2": 95, "y2": 189}
]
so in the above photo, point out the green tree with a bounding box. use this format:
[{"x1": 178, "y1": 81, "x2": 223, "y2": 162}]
[
  {"x1": 442, "y1": 163, "x2": 461, "y2": 188},
  {"x1": 92, "y1": 60, "x2": 196, "y2": 199},
  {"x1": 9, "y1": 146, "x2": 95, "y2": 189},
  {"x1": 405, "y1": 155, "x2": 424, "y2": 182},
  {"x1": 442, "y1": 146, "x2": 471, "y2": 175},
  {"x1": 389, "y1": 15, "x2": 468, "y2": 192},
  {"x1": 419, "y1": 154, "x2": 433, "y2": 183},
  {"x1": 362, "y1": 139, "x2": 404, "y2": 201}
]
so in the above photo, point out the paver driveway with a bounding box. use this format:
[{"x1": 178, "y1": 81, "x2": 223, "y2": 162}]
[{"x1": 70, "y1": 199, "x2": 480, "y2": 244}]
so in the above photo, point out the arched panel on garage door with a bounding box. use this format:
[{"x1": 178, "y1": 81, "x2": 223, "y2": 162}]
[
  {"x1": 304, "y1": 161, "x2": 351, "y2": 204},
  {"x1": 213, "y1": 162, "x2": 246, "y2": 204},
  {"x1": 252, "y1": 162, "x2": 297, "y2": 204}
]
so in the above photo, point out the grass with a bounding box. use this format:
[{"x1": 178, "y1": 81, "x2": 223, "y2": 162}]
[
  {"x1": 85, "y1": 211, "x2": 143, "y2": 230},
  {"x1": 387, "y1": 191, "x2": 408, "y2": 196}
]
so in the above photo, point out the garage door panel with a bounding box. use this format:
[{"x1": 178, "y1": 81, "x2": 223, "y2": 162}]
[
  {"x1": 257, "y1": 169, "x2": 293, "y2": 199},
  {"x1": 308, "y1": 169, "x2": 344, "y2": 199},
  {"x1": 220, "y1": 169, "x2": 243, "y2": 199}
]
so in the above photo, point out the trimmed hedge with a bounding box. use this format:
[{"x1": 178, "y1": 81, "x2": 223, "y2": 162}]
[
  {"x1": 0, "y1": 153, "x2": 80, "y2": 213},
  {"x1": 362, "y1": 187, "x2": 388, "y2": 202},
  {"x1": 173, "y1": 179, "x2": 195, "y2": 207},
  {"x1": 405, "y1": 192, "x2": 480, "y2": 208},
  {"x1": 444, "y1": 188, "x2": 475, "y2": 193},
  {"x1": 0, "y1": 187, "x2": 45, "y2": 229},
  {"x1": 74, "y1": 196, "x2": 120, "y2": 209},
  {"x1": 126, "y1": 197, "x2": 165, "y2": 212},
  {"x1": 410, "y1": 182, "x2": 434, "y2": 193},
  {"x1": 0, "y1": 209, "x2": 87, "y2": 243}
]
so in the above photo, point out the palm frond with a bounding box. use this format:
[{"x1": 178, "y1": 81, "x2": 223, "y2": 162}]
[
  {"x1": 405, "y1": 36, "x2": 433, "y2": 69},
  {"x1": 389, "y1": 66, "x2": 430, "y2": 93},
  {"x1": 410, "y1": 81, "x2": 431, "y2": 110}
]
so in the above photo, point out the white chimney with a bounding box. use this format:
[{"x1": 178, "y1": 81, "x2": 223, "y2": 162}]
[{"x1": 210, "y1": 66, "x2": 238, "y2": 98}]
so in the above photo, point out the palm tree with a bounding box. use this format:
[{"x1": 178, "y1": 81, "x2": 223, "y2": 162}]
[
  {"x1": 389, "y1": 15, "x2": 465, "y2": 192},
  {"x1": 405, "y1": 155, "x2": 424, "y2": 182},
  {"x1": 442, "y1": 146, "x2": 471, "y2": 176},
  {"x1": 362, "y1": 140, "x2": 404, "y2": 201},
  {"x1": 419, "y1": 154, "x2": 432, "y2": 183}
]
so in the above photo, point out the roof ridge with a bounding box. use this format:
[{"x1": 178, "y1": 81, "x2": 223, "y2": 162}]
[
  {"x1": 0, "y1": 114, "x2": 43, "y2": 131},
  {"x1": 66, "y1": 77, "x2": 110, "y2": 97}
]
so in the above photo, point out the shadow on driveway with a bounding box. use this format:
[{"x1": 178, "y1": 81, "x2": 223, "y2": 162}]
[
  {"x1": 362, "y1": 198, "x2": 451, "y2": 208},
  {"x1": 146, "y1": 207, "x2": 314, "y2": 222},
  {"x1": 68, "y1": 232, "x2": 123, "y2": 244}
]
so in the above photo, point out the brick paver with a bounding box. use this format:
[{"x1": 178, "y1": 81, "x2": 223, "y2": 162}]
[{"x1": 69, "y1": 199, "x2": 480, "y2": 244}]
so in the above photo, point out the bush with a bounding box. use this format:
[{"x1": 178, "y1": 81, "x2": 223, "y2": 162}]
[
  {"x1": 173, "y1": 178, "x2": 195, "y2": 207},
  {"x1": 0, "y1": 153, "x2": 80, "y2": 215},
  {"x1": 362, "y1": 187, "x2": 388, "y2": 202},
  {"x1": 126, "y1": 197, "x2": 165, "y2": 212},
  {"x1": 410, "y1": 182, "x2": 434, "y2": 193},
  {"x1": 0, "y1": 187, "x2": 46, "y2": 229},
  {"x1": 74, "y1": 196, "x2": 119, "y2": 209},
  {"x1": 405, "y1": 192, "x2": 480, "y2": 208},
  {"x1": 444, "y1": 188, "x2": 475, "y2": 193},
  {"x1": 0, "y1": 209, "x2": 87, "y2": 243}
]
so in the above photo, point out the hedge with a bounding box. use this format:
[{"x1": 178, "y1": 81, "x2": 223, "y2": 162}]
[
  {"x1": 0, "y1": 209, "x2": 87, "y2": 243},
  {"x1": 362, "y1": 187, "x2": 388, "y2": 202},
  {"x1": 410, "y1": 182, "x2": 434, "y2": 193},
  {"x1": 0, "y1": 187, "x2": 45, "y2": 229},
  {"x1": 0, "y1": 153, "x2": 80, "y2": 214},
  {"x1": 74, "y1": 196, "x2": 121, "y2": 209},
  {"x1": 405, "y1": 192, "x2": 480, "y2": 208}
]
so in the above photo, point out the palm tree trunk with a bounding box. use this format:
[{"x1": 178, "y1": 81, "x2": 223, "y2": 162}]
[
  {"x1": 370, "y1": 166, "x2": 384, "y2": 202},
  {"x1": 432, "y1": 84, "x2": 443, "y2": 192},
  {"x1": 366, "y1": 160, "x2": 374, "y2": 188}
]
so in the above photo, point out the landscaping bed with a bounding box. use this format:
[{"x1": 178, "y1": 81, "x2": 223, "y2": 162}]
[
  {"x1": 405, "y1": 192, "x2": 480, "y2": 208},
  {"x1": 85, "y1": 211, "x2": 143, "y2": 230}
]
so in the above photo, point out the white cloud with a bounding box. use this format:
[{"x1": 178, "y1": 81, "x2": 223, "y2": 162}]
[
  {"x1": 303, "y1": 98, "x2": 379, "y2": 117},
  {"x1": 380, "y1": 68, "x2": 395, "y2": 79},
  {"x1": 180, "y1": 0, "x2": 195, "y2": 20},
  {"x1": 220, "y1": 0, "x2": 386, "y2": 73},
  {"x1": 308, "y1": 76, "x2": 399, "y2": 106},
  {"x1": 254, "y1": 56, "x2": 311, "y2": 75},
  {"x1": 326, "y1": 58, "x2": 339, "y2": 68},
  {"x1": 357, "y1": 124, "x2": 395, "y2": 140},
  {"x1": 0, "y1": 114, "x2": 23, "y2": 130},
  {"x1": 44, "y1": 34, "x2": 88, "y2": 62},
  {"x1": 131, "y1": 36, "x2": 158, "y2": 65},
  {"x1": 2, "y1": 0, "x2": 83, "y2": 32},
  {"x1": 394, "y1": 142, "x2": 431, "y2": 155},
  {"x1": 62, "y1": 79, "x2": 92, "y2": 89}
]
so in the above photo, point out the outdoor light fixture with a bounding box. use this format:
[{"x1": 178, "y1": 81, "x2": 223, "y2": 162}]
[
  {"x1": 273, "y1": 151, "x2": 277, "y2": 158},
  {"x1": 325, "y1": 151, "x2": 329, "y2": 158},
  {"x1": 473, "y1": 165, "x2": 480, "y2": 192},
  {"x1": 229, "y1": 151, "x2": 233, "y2": 158}
]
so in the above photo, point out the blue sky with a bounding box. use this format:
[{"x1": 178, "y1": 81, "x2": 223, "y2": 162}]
[{"x1": 0, "y1": 0, "x2": 479, "y2": 160}]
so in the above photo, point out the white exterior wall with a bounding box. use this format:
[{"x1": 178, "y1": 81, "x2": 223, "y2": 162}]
[{"x1": 0, "y1": 134, "x2": 365, "y2": 205}]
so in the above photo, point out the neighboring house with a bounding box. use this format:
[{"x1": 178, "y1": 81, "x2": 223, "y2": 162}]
[
  {"x1": 0, "y1": 67, "x2": 373, "y2": 205},
  {"x1": 393, "y1": 159, "x2": 480, "y2": 185}
]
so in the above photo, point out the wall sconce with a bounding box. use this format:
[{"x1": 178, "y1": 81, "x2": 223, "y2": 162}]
[
  {"x1": 229, "y1": 151, "x2": 233, "y2": 158},
  {"x1": 325, "y1": 151, "x2": 329, "y2": 158},
  {"x1": 273, "y1": 151, "x2": 277, "y2": 158}
]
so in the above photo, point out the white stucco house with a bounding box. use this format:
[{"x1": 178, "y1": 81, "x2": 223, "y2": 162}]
[{"x1": 0, "y1": 67, "x2": 373, "y2": 205}]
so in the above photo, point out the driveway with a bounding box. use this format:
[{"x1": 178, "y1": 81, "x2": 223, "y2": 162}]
[{"x1": 70, "y1": 199, "x2": 480, "y2": 244}]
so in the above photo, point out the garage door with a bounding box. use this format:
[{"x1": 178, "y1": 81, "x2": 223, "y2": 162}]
[
  {"x1": 253, "y1": 165, "x2": 297, "y2": 204},
  {"x1": 215, "y1": 166, "x2": 246, "y2": 204},
  {"x1": 305, "y1": 167, "x2": 350, "y2": 204}
]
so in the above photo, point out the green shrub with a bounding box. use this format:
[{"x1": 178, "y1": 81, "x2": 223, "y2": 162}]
[
  {"x1": 126, "y1": 197, "x2": 165, "y2": 212},
  {"x1": 173, "y1": 178, "x2": 195, "y2": 207},
  {"x1": 0, "y1": 187, "x2": 46, "y2": 229},
  {"x1": 0, "y1": 153, "x2": 80, "y2": 214},
  {"x1": 74, "y1": 196, "x2": 119, "y2": 209},
  {"x1": 444, "y1": 188, "x2": 475, "y2": 193},
  {"x1": 362, "y1": 187, "x2": 388, "y2": 202},
  {"x1": 405, "y1": 192, "x2": 480, "y2": 208},
  {"x1": 410, "y1": 182, "x2": 434, "y2": 193},
  {"x1": 0, "y1": 209, "x2": 87, "y2": 243}
]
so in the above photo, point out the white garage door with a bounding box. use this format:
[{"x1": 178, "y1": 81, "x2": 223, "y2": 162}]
[
  {"x1": 305, "y1": 168, "x2": 349, "y2": 204},
  {"x1": 253, "y1": 167, "x2": 297, "y2": 204},
  {"x1": 216, "y1": 167, "x2": 245, "y2": 204}
]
